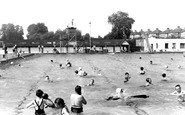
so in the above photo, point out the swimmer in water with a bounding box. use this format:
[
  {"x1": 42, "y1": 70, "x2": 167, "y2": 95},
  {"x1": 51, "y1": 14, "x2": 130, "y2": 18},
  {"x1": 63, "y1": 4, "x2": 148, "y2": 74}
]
[
  {"x1": 59, "y1": 64, "x2": 62, "y2": 68},
  {"x1": 170, "y1": 84, "x2": 185, "y2": 102},
  {"x1": 105, "y1": 88, "x2": 149, "y2": 101},
  {"x1": 45, "y1": 75, "x2": 53, "y2": 83},
  {"x1": 177, "y1": 65, "x2": 182, "y2": 69},
  {"x1": 165, "y1": 65, "x2": 168, "y2": 68},
  {"x1": 84, "y1": 79, "x2": 94, "y2": 87},
  {"x1": 140, "y1": 67, "x2": 145, "y2": 75},
  {"x1": 54, "y1": 98, "x2": 70, "y2": 115},
  {"x1": 75, "y1": 67, "x2": 87, "y2": 77},
  {"x1": 71, "y1": 85, "x2": 87, "y2": 114},
  {"x1": 140, "y1": 78, "x2": 153, "y2": 87},
  {"x1": 66, "y1": 59, "x2": 72, "y2": 67},
  {"x1": 25, "y1": 89, "x2": 54, "y2": 114},
  {"x1": 161, "y1": 73, "x2": 168, "y2": 81},
  {"x1": 124, "y1": 72, "x2": 131, "y2": 83},
  {"x1": 145, "y1": 78, "x2": 152, "y2": 86}
]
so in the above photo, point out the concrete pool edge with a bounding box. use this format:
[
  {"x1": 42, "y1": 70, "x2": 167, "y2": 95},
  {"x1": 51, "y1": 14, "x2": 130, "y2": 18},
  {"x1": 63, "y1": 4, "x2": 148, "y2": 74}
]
[{"x1": 0, "y1": 53, "x2": 35, "y2": 64}]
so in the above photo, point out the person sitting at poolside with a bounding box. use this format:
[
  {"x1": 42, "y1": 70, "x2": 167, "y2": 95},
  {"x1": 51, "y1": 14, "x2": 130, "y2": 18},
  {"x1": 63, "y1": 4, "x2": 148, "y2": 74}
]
[
  {"x1": 71, "y1": 85, "x2": 87, "y2": 114},
  {"x1": 54, "y1": 97, "x2": 70, "y2": 115},
  {"x1": 170, "y1": 84, "x2": 185, "y2": 102},
  {"x1": 26, "y1": 89, "x2": 54, "y2": 115},
  {"x1": 140, "y1": 67, "x2": 145, "y2": 75},
  {"x1": 124, "y1": 72, "x2": 131, "y2": 83},
  {"x1": 105, "y1": 88, "x2": 149, "y2": 101},
  {"x1": 66, "y1": 59, "x2": 72, "y2": 67}
]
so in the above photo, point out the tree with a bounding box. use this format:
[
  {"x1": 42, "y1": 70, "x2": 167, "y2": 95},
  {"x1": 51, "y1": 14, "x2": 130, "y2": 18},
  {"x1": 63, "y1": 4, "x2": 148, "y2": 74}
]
[
  {"x1": 108, "y1": 11, "x2": 135, "y2": 39},
  {"x1": 98, "y1": 35, "x2": 103, "y2": 39},
  {"x1": 54, "y1": 29, "x2": 66, "y2": 40},
  {"x1": 0, "y1": 23, "x2": 24, "y2": 41},
  {"x1": 82, "y1": 33, "x2": 90, "y2": 40},
  {"x1": 41, "y1": 31, "x2": 54, "y2": 40},
  {"x1": 27, "y1": 22, "x2": 48, "y2": 40}
]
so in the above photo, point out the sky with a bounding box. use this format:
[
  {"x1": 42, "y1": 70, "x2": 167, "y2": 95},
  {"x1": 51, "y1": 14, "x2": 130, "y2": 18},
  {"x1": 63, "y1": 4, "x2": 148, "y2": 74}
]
[{"x1": 0, "y1": 0, "x2": 185, "y2": 39}]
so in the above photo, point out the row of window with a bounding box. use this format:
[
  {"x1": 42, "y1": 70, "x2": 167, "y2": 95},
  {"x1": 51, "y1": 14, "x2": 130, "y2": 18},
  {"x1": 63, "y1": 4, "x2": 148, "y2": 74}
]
[{"x1": 151, "y1": 43, "x2": 185, "y2": 49}]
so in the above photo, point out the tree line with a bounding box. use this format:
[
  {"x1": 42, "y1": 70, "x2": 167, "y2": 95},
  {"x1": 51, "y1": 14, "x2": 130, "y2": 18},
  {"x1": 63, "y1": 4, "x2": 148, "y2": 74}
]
[{"x1": 0, "y1": 11, "x2": 134, "y2": 42}]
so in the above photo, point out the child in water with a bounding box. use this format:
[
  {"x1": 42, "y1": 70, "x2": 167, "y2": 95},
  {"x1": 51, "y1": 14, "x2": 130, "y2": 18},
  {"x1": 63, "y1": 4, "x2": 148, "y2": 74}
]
[
  {"x1": 124, "y1": 72, "x2": 131, "y2": 83},
  {"x1": 140, "y1": 67, "x2": 145, "y2": 75},
  {"x1": 105, "y1": 88, "x2": 149, "y2": 101},
  {"x1": 45, "y1": 75, "x2": 53, "y2": 83},
  {"x1": 145, "y1": 78, "x2": 152, "y2": 86},
  {"x1": 26, "y1": 89, "x2": 54, "y2": 115},
  {"x1": 54, "y1": 98, "x2": 70, "y2": 115},
  {"x1": 171, "y1": 84, "x2": 185, "y2": 102},
  {"x1": 84, "y1": 79, "x2": 94, "y2": 86},
  {"x1": 71, "y1": 85, "x2": 87, "y2": 114},
  {"x1": 161, "y1": 73, "x2": 167, "y2": 81},
  {"x1": 75, "y1": 67, "x2": 87, "y2": 77},
  {"x1": 66, "y1": 59, "x2": 72, "y2": 67}
]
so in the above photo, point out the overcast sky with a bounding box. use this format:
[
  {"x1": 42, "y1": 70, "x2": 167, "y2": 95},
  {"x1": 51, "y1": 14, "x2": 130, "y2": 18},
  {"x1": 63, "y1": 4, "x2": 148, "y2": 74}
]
[{"x1": 0, "y1": 0, "x2": 185, "y2": 38}]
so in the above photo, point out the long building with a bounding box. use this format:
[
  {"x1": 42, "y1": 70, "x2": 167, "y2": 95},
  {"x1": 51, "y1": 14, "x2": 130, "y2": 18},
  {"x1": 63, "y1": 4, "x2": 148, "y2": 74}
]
[{"x1": 134, "y1": 26, "x2": 185, "y2": 52}]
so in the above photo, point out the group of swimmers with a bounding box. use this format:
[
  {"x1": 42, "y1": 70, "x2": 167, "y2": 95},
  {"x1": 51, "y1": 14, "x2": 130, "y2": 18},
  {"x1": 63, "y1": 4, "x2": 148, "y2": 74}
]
[
  {"x1": 25, "y1": 56, "x2": 185, "y2": 115},
  {"x1": 26, "y1": 85, "x2": 87, "y2": 115}
]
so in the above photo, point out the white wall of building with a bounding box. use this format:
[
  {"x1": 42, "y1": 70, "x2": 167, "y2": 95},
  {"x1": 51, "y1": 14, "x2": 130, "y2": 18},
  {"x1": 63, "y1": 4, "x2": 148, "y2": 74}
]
[{"x1": 144, "y1": 37, "x2": 185, "y2": 52}]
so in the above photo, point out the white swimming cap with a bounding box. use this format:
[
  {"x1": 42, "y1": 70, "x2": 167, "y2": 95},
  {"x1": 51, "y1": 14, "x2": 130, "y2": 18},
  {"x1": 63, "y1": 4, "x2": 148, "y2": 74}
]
[
  {"x1": 79, "y1": 67, "x2": 82, "y2": 70},
  {"x1": 116, "y1": 88, "x2": 123, "y2": 93}
]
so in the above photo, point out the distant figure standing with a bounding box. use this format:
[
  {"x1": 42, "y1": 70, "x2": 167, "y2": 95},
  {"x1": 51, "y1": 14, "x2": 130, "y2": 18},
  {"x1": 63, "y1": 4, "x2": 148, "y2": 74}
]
[
  {"x1": 12, "y1": 44, "x2": 18, "y2": 55},
  {"x1": 71, "y1": 85, "x2": 87, "y2": 114},
  {"x1": 41, "y1": 45, "x2": 44, "y2": 53},
  {"x1": 3, "y1": 45, "x2": 8, "y2": 59},
  {"x1": 38, "y1": 45, "x2": 41, "y2": 53}
]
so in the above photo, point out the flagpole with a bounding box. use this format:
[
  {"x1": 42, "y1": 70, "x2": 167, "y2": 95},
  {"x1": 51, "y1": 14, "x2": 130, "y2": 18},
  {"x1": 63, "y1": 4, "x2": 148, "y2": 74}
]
[
  {"x1": 60, "y1": 35, "x2": 62, "y2": 53},
  {"x1": 89, "y1": 22, "x2": 91, "y2": 49}
]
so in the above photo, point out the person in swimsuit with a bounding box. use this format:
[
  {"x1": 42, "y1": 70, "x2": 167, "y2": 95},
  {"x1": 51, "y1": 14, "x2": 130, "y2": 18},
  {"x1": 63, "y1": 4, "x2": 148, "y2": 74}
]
[
  {"x1": 71, "y1": 85, "x2": 87, "y2": 114},
  {"x1": 54, "y1": 98, "x2": 70, "y2": 115},
  {"x1": 26, "y1": 89, "x2": 54, "y2": 115},
  {"x1": 171, "y1": 84, "x2": 185, "y2": 102},
  {"x1": 106, "y1": 88, "x2": 149, "y2": 101}
]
